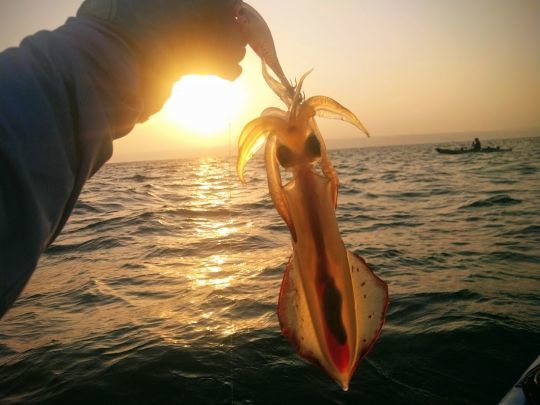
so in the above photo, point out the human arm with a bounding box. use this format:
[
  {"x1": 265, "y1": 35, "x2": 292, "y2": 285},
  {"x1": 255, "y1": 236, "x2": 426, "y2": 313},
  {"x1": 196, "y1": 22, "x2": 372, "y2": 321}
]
[{"x1": 0, "y1": 0, "x2": 246, "y2": 318}]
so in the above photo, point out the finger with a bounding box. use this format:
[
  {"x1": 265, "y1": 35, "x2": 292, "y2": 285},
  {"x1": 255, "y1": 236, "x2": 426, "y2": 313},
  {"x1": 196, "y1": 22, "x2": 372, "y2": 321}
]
[
  {"x1": 174, "y1": 0, "x2": 248, "y2": 80},
  {"x1": 202, "y1": 46, "x2": 245, "y2": 80},
  {"x1": 208, "y1": 11, "x2": 247, "y2": 80},
  {"x1": 216, "y1": 63, "x2": 243, "y2": 81}
]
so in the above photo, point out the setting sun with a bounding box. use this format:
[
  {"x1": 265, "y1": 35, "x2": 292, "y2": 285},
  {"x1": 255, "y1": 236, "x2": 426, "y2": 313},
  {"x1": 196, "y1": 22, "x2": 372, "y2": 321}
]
[{"x1": 162, "y1": 75, "x2": 247, "y2": 135}]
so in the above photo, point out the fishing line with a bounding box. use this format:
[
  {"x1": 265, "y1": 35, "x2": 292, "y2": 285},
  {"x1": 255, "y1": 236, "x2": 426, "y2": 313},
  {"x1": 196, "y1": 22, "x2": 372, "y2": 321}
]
[{"x1": 227, "y1": 113, "x2": 235, "y2": 405}]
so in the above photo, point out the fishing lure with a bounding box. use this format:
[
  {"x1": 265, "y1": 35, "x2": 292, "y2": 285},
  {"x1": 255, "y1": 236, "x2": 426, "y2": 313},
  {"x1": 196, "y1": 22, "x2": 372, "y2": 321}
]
[{"x1": 237, "y1": 2, "x2": 388, "y2": 391}]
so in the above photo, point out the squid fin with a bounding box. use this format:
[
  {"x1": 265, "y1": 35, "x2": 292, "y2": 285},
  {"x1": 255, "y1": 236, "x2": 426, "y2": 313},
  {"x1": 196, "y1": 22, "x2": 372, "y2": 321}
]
[
  {"x1": 345, "y1": 251, "x2": 388, "y2": 368},
  {"x1": 278, "y1": 251, "x2": 388, "y2": 390}
]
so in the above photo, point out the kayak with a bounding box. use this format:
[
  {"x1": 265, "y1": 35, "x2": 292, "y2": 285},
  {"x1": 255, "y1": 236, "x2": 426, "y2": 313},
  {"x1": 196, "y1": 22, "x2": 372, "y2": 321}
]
[
  {"x1": 499, "y1": 355, "x2": 540, "y2": 405},
  {"x1": 436, "y1": 147, "x2": 512, "y2": 154}
]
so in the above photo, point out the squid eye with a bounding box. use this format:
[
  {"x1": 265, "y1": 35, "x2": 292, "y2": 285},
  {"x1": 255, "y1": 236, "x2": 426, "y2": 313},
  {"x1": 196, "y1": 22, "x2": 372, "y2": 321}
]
[
  {"x1": 305, "y1": 132, "x2": 321, "y2": 159},
  {"x1": 277, "y1": 143, "x2": 295, "y2": 168}
]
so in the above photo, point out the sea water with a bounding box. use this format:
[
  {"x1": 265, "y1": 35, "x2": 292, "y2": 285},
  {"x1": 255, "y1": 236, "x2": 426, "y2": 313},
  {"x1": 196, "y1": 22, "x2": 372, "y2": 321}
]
[{"x1": 1, "y1": 137, "x2": 539, "y2": 404}]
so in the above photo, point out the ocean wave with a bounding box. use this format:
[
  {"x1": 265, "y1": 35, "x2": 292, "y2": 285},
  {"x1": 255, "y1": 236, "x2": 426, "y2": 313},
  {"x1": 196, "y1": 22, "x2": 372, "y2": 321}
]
[
  {"x1": 74, "y1": 201, "x2": 101, "y2": 213},
  {"x1": 500, "y1": 225, "x2": 540, "y2": 238},
  {"x1": 483, "y1": 250, "x2": 540, "y2": 264},
  {"x1": 349, "y1": 175, "x2": 374, "y2": 184},
  {"x1": 517, "y1": 165, "x2": 538, "y2": 175},
  {"x1": 77, "y1": 236, "x2": 133, "y2": 252},
  {"x1": 360, "y1": 221, "x2": 423, "y2": 232},
  {"x1": 46, "y1": 236, "x2": 133, "y2": 254},
  {"x1": 165, "y1": 207, "x2": 234, "y2": 219},
  {"x1": 460, "y1": 194, "x2": 521, "y2": 209},
  {"x1": 122, "y1": 174, "x2": 163, "y2": 182}
]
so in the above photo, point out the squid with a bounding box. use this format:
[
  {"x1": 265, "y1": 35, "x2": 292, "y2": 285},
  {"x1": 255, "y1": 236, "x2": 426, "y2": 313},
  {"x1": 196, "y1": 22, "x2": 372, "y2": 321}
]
[{"x1": 237, "y1": 2, "x2": 389, "y2": 391}]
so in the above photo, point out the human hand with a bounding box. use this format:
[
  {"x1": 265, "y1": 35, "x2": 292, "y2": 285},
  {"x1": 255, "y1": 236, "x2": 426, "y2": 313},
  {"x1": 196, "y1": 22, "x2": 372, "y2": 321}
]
[{"x1": 77, "y1": 0, "x2": 247, "y2": 116}]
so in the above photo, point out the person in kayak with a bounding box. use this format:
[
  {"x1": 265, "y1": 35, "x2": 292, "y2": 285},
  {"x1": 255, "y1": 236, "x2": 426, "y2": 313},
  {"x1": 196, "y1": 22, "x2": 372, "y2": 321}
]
[
  {"x1": 0, "y1": 0, "x2": 249, "y2": 318},
  {"x1": 471, "y1": 137, "x2": 481, "y2": 151}
]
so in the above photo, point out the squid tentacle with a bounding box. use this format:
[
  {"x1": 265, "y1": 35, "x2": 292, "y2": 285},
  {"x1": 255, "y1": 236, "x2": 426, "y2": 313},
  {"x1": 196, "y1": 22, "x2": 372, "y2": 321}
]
[
  {"x1": 261, "y1": 107, "x2": 289, "y2": 120},
  {"x1": 303, "y1": 96, "x2": 370, "y2": 137},
  {"x1": 265, "y1": 135, "x2": 296, "y2": 240},
  {"x1": 237, "y1": 116, "x2": 287, "y2": 183},
  {"x1": 262, "y1": 62, "x2": 294, "y2": 108},
  {"x1": 309, "y1": 118, "x2": 339, "y2": 207},
  {"x1": 237, "y1": 3, "x2": 294, "y2": 96},
  {"x1": 289, "y1": 69, "x2": 314, "y2": 119}
]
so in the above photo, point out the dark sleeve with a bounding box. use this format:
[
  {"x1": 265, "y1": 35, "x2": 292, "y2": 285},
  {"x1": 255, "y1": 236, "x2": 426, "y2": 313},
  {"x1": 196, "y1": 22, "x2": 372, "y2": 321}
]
[{"x1": 0, "y1": 17, "x2": 144, "y2": 318}]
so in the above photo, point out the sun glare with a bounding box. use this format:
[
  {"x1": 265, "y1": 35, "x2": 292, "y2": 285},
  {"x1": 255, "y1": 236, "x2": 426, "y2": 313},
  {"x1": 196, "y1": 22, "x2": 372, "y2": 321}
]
[{"x1": 162, "y1": 75, "x2": 246, "y2": 135}]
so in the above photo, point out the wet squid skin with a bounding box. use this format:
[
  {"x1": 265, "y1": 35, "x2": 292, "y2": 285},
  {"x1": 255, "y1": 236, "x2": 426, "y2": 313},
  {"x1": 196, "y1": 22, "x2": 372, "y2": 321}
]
[
  {"x1": 282, "y1": 164, "x2": 356, "y2": 373},
  {"x1": 236, "y1": 1, "x2": 388, "y2": 390},
  {"x1": 237, "y1": 69, "x2": 389, "y2": 390}
]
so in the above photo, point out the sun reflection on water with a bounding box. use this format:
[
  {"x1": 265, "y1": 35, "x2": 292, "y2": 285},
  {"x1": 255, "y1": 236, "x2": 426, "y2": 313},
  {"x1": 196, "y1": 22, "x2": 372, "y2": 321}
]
[
  {"x1": 185, "y1": 160, "x2": 240, "y2": 292},
  {"x1": 189, "y1": 254, "x2": 235, "y2": 289},
  {"x1": 11, "y1": 156, "x2": 288, "y2": 352}
]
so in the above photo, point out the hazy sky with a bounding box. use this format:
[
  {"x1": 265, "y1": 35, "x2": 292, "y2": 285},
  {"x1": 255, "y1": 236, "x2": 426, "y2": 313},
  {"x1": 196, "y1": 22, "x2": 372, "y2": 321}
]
[{"x1": 1, "y1": 0, "x2": 539, "y2": 161}]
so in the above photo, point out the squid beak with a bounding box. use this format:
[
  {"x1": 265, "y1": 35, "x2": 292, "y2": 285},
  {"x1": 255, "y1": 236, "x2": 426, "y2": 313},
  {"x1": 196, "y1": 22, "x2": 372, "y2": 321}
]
[{"x1": 235, "y1": 2, "x2": 294, "y2": 97}]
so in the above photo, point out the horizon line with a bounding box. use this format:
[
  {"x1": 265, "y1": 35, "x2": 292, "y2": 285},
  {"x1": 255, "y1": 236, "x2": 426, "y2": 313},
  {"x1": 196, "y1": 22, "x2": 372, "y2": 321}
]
[{"x1": 108, "y1": 130, "x2": 539, "y2": 165}]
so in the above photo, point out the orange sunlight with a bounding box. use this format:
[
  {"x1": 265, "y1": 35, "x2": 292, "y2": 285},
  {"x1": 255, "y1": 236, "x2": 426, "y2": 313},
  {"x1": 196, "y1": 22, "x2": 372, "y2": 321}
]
[{"x1": 162, "y1": 75, "x2": 247, "y2": 136}]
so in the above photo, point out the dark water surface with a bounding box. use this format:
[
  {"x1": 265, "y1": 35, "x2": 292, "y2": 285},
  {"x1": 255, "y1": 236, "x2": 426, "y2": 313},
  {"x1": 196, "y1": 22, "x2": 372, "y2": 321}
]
[{"x1": 1, "y1": 137, "x2": 539, "y2": 404}]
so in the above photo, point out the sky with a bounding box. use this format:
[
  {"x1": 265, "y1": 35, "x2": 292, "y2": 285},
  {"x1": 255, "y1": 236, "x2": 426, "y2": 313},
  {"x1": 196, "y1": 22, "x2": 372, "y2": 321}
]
[{"x1": 1, "y1": 0, "x2": 539, "y2": 162}]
